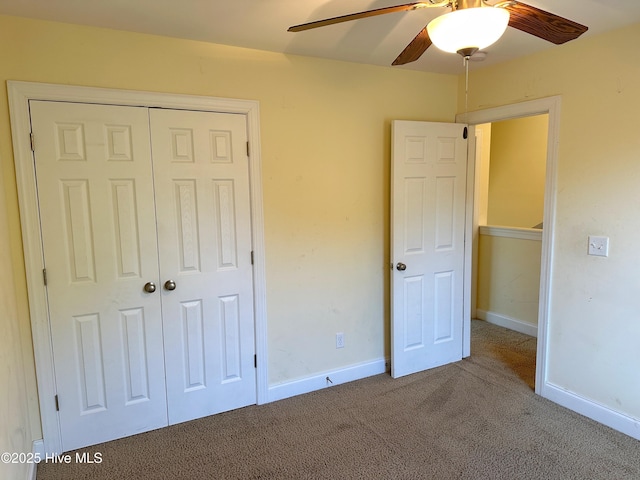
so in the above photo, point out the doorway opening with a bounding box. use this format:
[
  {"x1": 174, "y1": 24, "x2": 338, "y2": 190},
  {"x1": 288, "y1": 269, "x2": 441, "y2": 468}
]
[
  {"x1": 460, "y1": 96, "x2": 561, "y2": 398},
  {"x1": 471, "y1": 114, "x2": 548, "y2": 390}
]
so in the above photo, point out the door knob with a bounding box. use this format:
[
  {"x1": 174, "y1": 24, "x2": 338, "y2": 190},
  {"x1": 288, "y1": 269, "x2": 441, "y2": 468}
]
[
  {"x1": 143, "y1": 282, "x2": 156, "y2": 293},
  {"x1": 396, "y1": 262, "x2": 407, "y2": 271},
  {"x1": 164, "y1": 280, "x2": 177, "y2": 291}
]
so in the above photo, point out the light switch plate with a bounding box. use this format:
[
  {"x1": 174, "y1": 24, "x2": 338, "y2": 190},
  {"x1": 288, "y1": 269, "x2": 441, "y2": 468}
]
[{"x1": 588, "y1": 236, "x2": 609, "y2": 257}]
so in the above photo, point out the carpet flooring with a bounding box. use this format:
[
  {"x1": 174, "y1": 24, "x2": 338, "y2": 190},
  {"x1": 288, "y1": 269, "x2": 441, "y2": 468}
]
[{"x1": 36, "y1": 320, "x2": 640, "y2": 479}]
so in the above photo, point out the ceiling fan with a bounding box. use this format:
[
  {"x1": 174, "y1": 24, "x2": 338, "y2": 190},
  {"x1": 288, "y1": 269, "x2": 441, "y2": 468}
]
[{"x1": 288, "y1": 0, "x2": 588, "y2": 66}]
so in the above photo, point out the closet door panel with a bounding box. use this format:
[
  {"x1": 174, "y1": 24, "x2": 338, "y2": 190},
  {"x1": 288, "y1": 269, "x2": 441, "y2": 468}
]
[
  {"x1": 31, "y1": 101, "x2": 168, "y2": 451},
  {"x1": 150, "y1": 108, "x2": 256, "y2": 424}
]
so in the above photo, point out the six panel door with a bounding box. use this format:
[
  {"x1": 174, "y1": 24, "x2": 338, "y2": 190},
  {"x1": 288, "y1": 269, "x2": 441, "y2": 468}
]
[
  {"x1": 149, "y1": 109, "x2": 256, "y2": 425},
  {"x1": 31, "y1": 101, "x2": 168, "y2": 451},
  {"x1": 390, "y1": 120, "x2": 467, "y2": 378}
]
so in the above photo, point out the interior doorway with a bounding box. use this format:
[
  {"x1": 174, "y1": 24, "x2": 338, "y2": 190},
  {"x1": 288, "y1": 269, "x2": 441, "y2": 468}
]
[
  {"x1": 460, "y1": 96, "x2": 562, "y2": 398},
  {"x1": 471, "y1": 114, "x2": 548, "y2": 389},
  {"x1": 475, "y1": 115, "x2": 548, "y2": 328}
]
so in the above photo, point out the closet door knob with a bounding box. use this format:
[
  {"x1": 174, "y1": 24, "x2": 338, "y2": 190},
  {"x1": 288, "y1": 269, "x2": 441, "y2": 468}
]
[
  {"x1": 396, "y1": 262, "x2": 407, "y2": 271},
  {"x1": 143, "y1": 282, "x2": 157, "y2": 293},
  {"x1": 164, "y1": 280, "x2": 177, "y2": 291}
]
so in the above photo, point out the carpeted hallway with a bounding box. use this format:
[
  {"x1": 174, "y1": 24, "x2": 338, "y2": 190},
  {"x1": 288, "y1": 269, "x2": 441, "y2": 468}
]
[{"x1": 36, "y1": 320, "x2": 640, "y2": 479}]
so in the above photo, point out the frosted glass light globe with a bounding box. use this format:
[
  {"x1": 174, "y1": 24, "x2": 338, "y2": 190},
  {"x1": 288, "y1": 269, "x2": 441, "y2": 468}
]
[{"x1": 427, "y1": 7, "x2": 510, "y2": 54}]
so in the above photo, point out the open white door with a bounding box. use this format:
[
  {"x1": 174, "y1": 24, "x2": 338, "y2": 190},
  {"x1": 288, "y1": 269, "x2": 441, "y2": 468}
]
[{"x1": 391, "y1": 120, "x2": 468, "y2": 378}]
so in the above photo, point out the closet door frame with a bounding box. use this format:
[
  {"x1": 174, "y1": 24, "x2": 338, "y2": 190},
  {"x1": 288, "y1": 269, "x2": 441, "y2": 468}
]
[{"x1": 8, "y1": 80, "x2": 269, "y2": 455}]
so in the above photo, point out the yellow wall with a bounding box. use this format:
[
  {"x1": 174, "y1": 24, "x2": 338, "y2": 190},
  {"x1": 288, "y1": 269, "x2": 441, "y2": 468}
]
[
  {"x1": 0, "y1": 168, "x2": 32, "y2": 480},
  {"x1": 474, "y1": 116, "x2": 546, "y2": 332},
  {"x1": 0, "y1": 14, "x2": 458, "y2": 458},
  {"x1": 474, "y1": 123, "x2": 492, "y2": 226},
  {"x1": 465, "y1": 22, "x2": 640, "y2": 420},
  {"x1": 476, "y1": 233, "x2": 541, "y2": 327},
  {"x1": 487, "y1": 115, "x2": 548, "y2": 228}
]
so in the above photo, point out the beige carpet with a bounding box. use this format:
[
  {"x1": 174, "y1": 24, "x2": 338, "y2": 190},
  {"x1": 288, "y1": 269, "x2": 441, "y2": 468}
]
[{"x1": 37, "y1": 320, "x2": 640, "y2": 479}]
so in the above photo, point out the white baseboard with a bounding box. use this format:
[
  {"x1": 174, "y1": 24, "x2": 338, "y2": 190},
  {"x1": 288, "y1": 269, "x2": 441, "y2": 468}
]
[
  {"x1": 476, "y1": 309, "x2": 538, "y2": 337},
  {"x1": 541, "y1": 382, "x2": 640, "y2": 440},
  {"x1": 267, "y1": 357, "x2": 389, "y2": 403},
  {"x1": 26, "y1": 463, "x2": 36, "y2": 480},
  {"x1": 27, "y1": 440, "x2": 44, "y2": 480}
]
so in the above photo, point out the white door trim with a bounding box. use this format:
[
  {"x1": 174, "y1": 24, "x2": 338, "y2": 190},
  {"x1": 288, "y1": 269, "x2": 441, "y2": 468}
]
[
  {"x1": 457, "y1": 95, "x2": 561, "y2": 398},
  {"x1": 8, "y1": 80, "x2": 269, "y2": 454}
]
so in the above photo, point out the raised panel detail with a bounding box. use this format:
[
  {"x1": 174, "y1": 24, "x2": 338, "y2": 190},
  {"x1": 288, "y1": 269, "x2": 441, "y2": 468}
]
[
  {"x1": 174, "y1": 180, "x2": 201, "y2": 272},
  {"x1": 170, "y1": 129, "x2": 195, "y2": 163},
  {"x1": 405, "y1": 136, "x2": 427, "y2": 164},
  {"x1": 111, "y1": 180, "x2": 141, "y2": 278},
  {"x1": 404, "y1": 178, "x2": 426, "y2": 254},
  {"x1": 181, "y1": 300, "x2": 205, "y2": 391},
  {"x1": 437, "y1": 136, "x2": 456, "y2": 162},
  {"x1": 105, "y1": 125, "x2": 133, "y2": 161},
  {"x1": 74, "y1": 313, "x2": 107, "y2": 414},
  {"x1": 210, "y1": 131, "x2": 232, "y2": 163},
  {"x1": 62, "y1": 180, "x2": 96, "y2": 283},
  {"x1": 55, "y1": 123, "x2": 86, "y2": 161},
  {"x1": 403, "y1": 275, "x2": 424, "y2": 350},
  {"x1": 435, "y1": 176, "x2": 455, "y2": 251},
  {"x1": 434, "y1": 271, "x2": 454, "y2": 343},
  {"x1": 220, "y1": 295, "x2": 241, "y2": 383},
  {"x1": 213, "y1": 180, "x2": 238, "y2": 269},
  {"x1": 120, "y1": 308, "x2": 150, "y2": 404}
]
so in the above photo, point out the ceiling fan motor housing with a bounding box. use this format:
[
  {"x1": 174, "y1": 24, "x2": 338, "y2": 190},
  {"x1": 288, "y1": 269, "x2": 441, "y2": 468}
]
[{"x1": 455, "y1": 0, "x2": 485, "y2": 10}]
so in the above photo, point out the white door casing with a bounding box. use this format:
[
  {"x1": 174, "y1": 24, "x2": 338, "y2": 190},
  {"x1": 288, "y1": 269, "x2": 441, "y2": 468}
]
[
  {"x1": 391, "y1": 120, "x2": 468, "y2": 378},
  {"x1": 150, "y1": 109, "x2": 256, "y2": 424},
  {"x1": 457, "y1": 97, "x2": 561, "y2": 397},
  {"x1": 30, "y1": 101, "x2": 169, "y2": 451},
  {"x1": 8, "y1": 81, "x2": 268, "y2": 455}
]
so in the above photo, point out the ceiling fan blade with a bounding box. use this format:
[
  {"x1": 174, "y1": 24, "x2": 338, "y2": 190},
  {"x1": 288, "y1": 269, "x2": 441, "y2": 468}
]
[
  {"x1": 288, "y1": 2, "x2": 432, "y2": 32},
  {"x1": 504, "y1": 1, "x2": 588, "y2": 45},
  {"x1": 392, "y1": 27, "x2": 432, "y2": 65}
]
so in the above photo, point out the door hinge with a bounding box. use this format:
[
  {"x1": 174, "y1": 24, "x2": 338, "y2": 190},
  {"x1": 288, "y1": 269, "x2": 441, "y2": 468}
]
[
  {"x1": 254, "y1": 354, "x2": 257, "y2": 368},
  {"x1": 250, "y1": 251, "x2": 254, "y2": 265},
  {"x1": 43, "y1": 268, "x2": 47, "y2": 286},
  {"x1": 246, "y1": 141, "x2": 250, "y2": 157},
  {"x1": 30, "y1": 133, "x2": 35, "y2": 152},
  {"x1": 54, "y1": 395, "x2": 59, "y2": 411},
  {"x1": 463, "y1": 126, "x2": 468, "y2": 139}
]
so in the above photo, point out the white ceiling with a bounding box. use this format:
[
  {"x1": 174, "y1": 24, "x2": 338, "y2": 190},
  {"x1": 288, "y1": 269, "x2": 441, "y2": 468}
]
[{"x1": 1, "y1": 0, "x2": 639, "y2": 74}]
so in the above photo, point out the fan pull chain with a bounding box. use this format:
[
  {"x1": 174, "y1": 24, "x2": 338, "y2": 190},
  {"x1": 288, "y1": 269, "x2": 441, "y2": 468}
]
[{"x1": 464, "y1": 54, "x2": 470, "y2": 121}]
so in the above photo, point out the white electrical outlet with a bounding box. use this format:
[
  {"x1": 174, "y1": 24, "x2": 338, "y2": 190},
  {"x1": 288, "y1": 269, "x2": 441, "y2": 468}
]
[
  {"x1": 588, "y1": 235, "x2": 609, "y2": 257},
  {"x1": 336, "y1": 332, "x2": 345, "y2": 349}
]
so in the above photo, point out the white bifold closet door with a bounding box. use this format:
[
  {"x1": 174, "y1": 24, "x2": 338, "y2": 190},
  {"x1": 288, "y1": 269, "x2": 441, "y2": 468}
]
[{"x1": 30, "y1": 101, "x2": 256, "y2": 452}]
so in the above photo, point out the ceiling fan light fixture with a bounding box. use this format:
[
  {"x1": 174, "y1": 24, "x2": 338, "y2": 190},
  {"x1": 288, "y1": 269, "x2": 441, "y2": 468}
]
[{"x1": 427, "y1": 7, "x2": 510, "y2": 55}]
